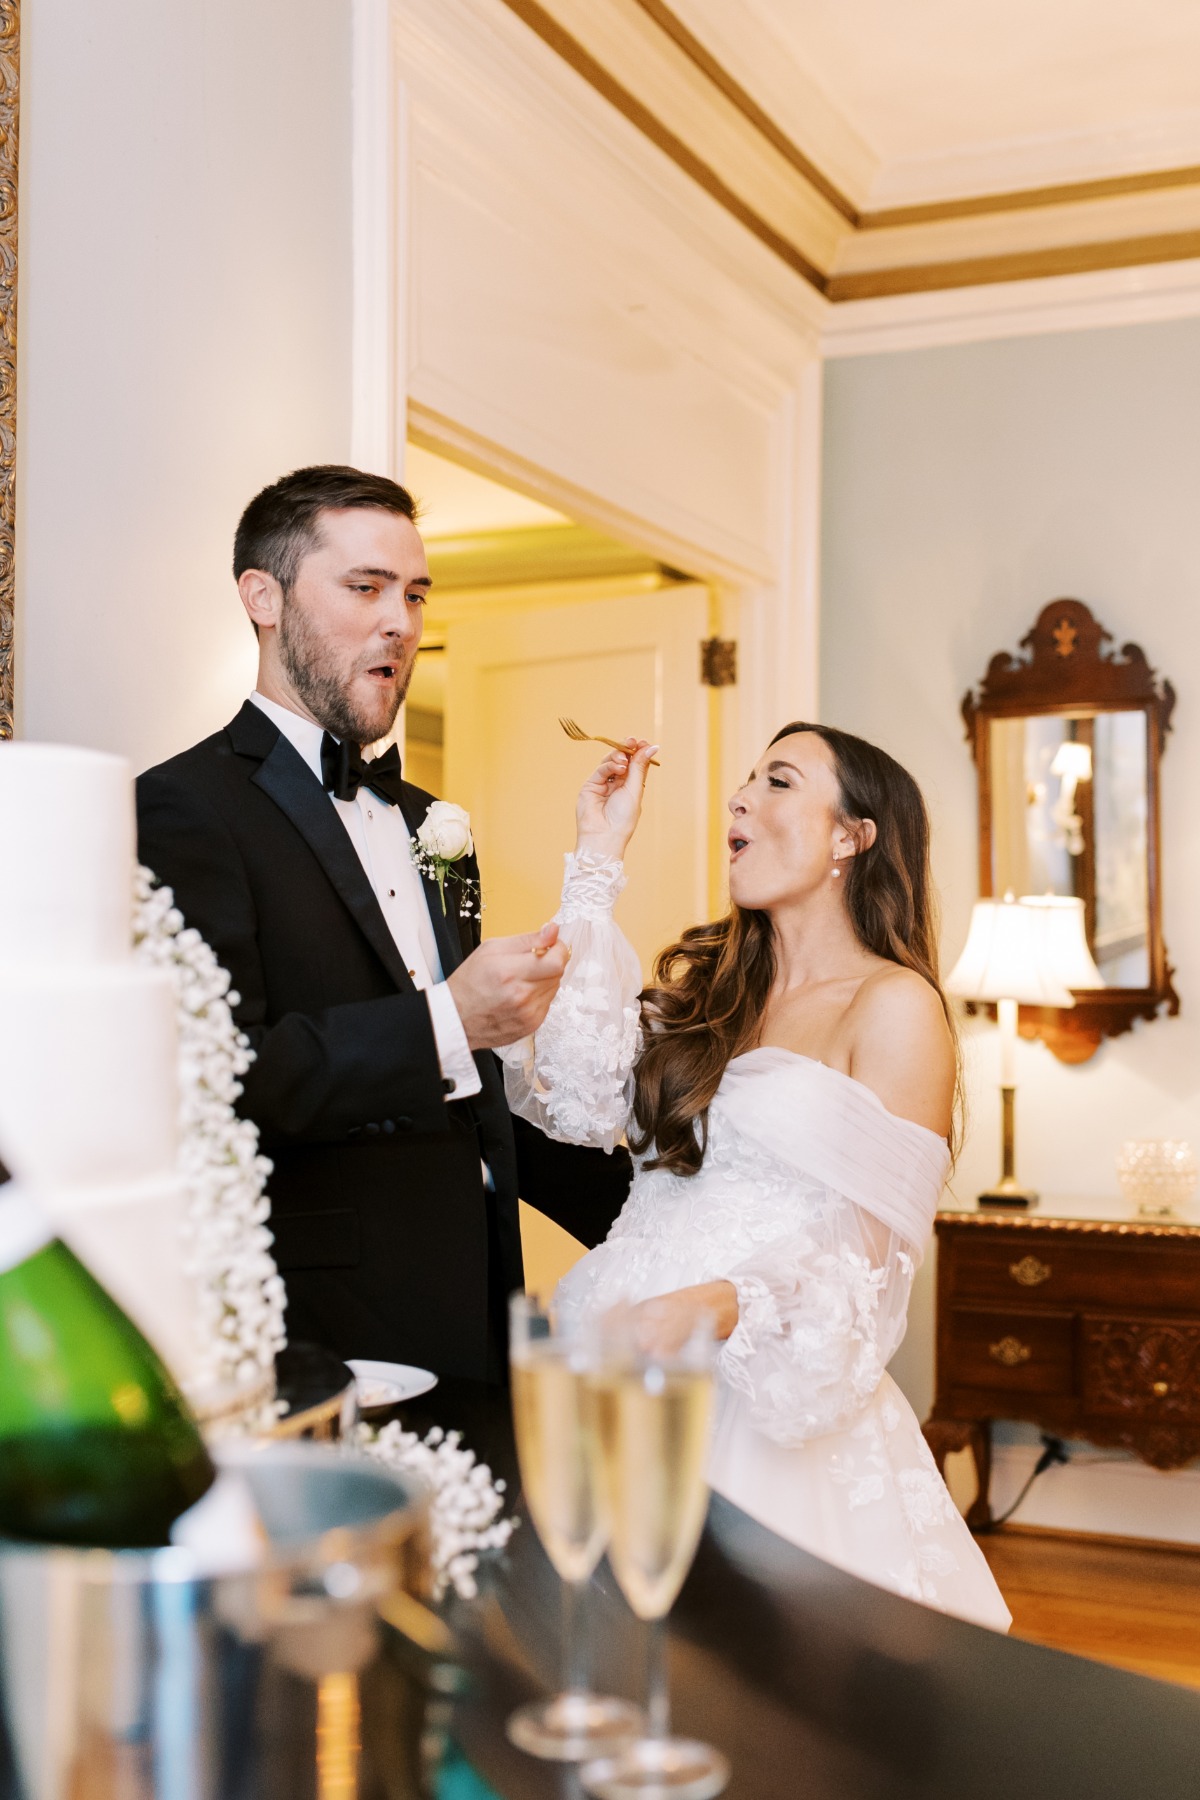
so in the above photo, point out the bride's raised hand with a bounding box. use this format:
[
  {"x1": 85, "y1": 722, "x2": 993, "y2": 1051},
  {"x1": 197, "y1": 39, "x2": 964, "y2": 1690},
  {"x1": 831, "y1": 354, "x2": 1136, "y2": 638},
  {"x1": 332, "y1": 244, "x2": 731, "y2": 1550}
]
[{"x1": 574, "y1": 738, "x2": 659, "y2": 863}]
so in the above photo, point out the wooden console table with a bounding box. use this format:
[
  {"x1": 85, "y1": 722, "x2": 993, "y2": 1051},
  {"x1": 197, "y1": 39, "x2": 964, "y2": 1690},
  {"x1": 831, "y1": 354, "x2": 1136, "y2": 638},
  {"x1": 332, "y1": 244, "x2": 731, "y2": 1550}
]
[{"x1": 924, "y1": 1202, "x2": 1200, "y2": 1528}]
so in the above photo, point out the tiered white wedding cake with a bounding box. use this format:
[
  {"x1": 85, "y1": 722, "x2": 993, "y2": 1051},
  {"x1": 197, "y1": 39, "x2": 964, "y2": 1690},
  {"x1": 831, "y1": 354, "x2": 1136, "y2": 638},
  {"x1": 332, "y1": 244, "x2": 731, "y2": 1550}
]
[{"x1": 0, "y1": 743, "x2": 280, "y2": 1405}]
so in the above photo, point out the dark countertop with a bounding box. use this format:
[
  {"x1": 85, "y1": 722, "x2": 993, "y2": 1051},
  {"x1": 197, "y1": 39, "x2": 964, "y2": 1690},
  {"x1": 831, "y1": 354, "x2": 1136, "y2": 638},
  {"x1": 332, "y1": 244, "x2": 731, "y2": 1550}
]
[
  {"x1": 4, "y1": 1376, "x2": 1195, "y2": 1800},
  {"x1": 398, "y1": 1378, "x2": 1200, "y2": 1800}
]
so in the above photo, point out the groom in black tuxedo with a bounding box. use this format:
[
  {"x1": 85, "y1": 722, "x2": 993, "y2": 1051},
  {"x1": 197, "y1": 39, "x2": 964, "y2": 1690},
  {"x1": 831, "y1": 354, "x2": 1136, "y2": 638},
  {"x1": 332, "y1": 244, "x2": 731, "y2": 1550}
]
[{"x1": 137, "y1": 465, "x2": 631, "y2": 1381}]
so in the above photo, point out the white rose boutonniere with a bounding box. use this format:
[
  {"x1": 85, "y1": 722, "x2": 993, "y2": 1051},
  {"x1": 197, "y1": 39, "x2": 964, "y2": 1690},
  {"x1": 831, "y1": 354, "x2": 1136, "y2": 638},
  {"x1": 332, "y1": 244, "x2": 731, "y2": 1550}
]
[{"x1": 412, "y1": 800, "x2": 482, "y2": 919}]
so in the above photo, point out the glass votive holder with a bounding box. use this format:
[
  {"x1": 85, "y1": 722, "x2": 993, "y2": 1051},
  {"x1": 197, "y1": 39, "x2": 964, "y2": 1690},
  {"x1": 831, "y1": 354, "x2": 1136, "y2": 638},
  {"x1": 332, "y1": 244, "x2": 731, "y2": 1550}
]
[{"x1": 1115, "y1": 1140, "x2": 1198, "y2": 1220}]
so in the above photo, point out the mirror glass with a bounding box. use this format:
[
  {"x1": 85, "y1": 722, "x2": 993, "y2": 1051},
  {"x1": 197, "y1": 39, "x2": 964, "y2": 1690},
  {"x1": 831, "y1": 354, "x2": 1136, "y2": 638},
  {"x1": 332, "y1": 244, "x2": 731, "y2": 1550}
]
[{"x1": 989, "y1": 710, "x2": 1150, "y2": 987}]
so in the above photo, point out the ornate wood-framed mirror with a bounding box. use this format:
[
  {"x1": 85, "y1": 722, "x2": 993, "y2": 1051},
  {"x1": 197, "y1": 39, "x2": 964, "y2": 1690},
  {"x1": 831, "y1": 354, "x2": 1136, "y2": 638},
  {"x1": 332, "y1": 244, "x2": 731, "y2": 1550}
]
[{"x1": 962, "y1": 599, "x2": 1178, "y2": 1063}]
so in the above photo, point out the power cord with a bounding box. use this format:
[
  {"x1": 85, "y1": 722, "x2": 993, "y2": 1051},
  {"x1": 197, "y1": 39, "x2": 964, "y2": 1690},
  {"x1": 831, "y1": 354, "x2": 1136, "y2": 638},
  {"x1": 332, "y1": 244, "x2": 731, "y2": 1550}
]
[{"x1": 972, "y1": 1435, "x2": 1070, "y2": 1534}]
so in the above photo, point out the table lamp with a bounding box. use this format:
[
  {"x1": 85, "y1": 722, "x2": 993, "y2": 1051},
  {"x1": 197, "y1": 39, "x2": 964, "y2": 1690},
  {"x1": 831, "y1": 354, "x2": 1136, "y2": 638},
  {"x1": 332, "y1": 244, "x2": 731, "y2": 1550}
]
[
  {"x1": 946, "y1": 894, "x2": 1084, "y2": 1209},
  {"x1": 1020, "y1": 894, "x2": 1106, "y2": 992}
]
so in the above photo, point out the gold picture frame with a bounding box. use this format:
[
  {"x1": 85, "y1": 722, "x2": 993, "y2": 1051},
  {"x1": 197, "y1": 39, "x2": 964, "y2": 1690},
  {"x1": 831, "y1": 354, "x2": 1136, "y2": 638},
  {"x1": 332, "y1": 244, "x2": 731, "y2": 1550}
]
[{"x1": 0, "y1": 0, "x2": 17, "y2": 740}]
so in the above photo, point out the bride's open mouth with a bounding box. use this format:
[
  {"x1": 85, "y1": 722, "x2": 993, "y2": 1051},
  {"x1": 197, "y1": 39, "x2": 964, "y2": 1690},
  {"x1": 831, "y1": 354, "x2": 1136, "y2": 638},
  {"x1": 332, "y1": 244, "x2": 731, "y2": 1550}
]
[{"x1": 728, "y1": 831, "x2": 750, "y2": 861}]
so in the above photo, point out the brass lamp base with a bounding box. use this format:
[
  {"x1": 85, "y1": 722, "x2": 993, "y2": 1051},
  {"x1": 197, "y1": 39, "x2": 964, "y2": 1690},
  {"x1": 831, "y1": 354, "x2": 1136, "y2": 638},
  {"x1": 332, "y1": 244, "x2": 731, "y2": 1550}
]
[
  {"x1": 978, "y1": 1086, "x2": 1039, "y2": 1209},
  {"x1": 978, "y1": 1179, "x2": 1039, "y2": 1211}
]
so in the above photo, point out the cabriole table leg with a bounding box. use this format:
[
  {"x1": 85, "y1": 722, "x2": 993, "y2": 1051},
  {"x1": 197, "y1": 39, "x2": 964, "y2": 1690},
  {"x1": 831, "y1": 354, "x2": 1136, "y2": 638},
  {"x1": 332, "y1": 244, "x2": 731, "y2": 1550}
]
[{"x1": 922, "y1": 1416, "x2": 993, "y2": 1530}]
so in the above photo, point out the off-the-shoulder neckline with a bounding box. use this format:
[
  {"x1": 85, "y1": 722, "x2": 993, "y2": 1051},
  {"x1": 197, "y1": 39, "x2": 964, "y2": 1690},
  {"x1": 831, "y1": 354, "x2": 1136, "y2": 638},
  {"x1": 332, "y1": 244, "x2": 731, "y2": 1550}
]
[{"x1": 725, "y1": 1045, "x2": 950, "y2": 1150}]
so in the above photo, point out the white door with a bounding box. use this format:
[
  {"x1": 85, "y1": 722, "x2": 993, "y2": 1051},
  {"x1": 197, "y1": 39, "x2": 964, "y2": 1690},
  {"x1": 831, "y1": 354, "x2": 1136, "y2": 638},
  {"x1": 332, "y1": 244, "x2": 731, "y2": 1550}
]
[
  {"x1": 441, "y1": 582, "x2": 712, "y2": 1296},
  {"x1": 444, "y1": 584, "x2": 711, "y2": 976}
]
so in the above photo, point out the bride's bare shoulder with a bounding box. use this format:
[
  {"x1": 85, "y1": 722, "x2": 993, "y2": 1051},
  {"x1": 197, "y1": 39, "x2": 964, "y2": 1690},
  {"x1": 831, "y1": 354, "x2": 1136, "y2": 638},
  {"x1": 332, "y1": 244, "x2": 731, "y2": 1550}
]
[
  {"x1": 843, "y1": 965, "x2": 955, "y2": 1134},
  {"x1": 850, "y1": 963, "x2": 949, "y2": 1033}
]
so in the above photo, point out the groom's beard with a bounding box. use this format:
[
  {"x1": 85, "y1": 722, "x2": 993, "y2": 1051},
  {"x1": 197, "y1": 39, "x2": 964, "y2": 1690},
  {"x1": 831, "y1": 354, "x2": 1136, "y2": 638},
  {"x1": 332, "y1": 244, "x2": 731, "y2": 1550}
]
[{"x1": 278, "y1": 598, "x2": 412, "y2": 746}]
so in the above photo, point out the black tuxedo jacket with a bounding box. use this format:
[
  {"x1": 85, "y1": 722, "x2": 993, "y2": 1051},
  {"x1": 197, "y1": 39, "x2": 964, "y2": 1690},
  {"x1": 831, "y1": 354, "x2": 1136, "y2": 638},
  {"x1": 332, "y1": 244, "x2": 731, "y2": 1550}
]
[{"x1": 136, "y1": 701, "x2": 632, "y2": 1380}]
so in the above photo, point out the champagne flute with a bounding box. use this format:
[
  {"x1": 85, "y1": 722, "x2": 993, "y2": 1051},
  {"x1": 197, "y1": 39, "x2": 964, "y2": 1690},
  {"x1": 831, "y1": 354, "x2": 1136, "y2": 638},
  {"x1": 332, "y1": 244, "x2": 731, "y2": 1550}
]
[
  {"x1": 506, "y1": 1293, "x2": 643, "y2": 1760},
  {"x1": 581, "y1": 1317, "x2": 730, "y2": 1800}
]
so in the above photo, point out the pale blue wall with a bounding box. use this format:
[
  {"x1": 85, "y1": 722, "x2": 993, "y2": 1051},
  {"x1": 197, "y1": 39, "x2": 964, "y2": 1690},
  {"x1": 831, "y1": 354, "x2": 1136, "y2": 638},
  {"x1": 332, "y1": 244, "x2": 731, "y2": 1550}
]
[{"x1": 821, "y1": 320, "x2": 1200, "y2": 1431}]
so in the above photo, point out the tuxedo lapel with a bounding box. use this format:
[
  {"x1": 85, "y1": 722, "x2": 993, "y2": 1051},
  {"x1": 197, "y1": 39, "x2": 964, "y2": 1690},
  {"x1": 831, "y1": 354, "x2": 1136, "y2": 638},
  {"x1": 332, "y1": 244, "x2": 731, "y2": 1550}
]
[
  {"x1": 242, "y1": 718, "x2": 415, "y2": 995},
  {"x1": 398, "y1": 787, "x2": 465, "y2": 977}
]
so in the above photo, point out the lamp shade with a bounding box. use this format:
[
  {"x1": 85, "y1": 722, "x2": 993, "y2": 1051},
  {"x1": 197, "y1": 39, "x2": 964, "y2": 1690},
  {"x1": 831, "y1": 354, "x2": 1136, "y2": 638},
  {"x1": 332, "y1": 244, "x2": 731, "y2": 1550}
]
[
  {"x1": 945, "y1": 896, "x2": 1075, "y2": 1007},
  {"x1": 1049, "y1": 740, "x2": 1093, "y2": 785},
  {"x1": 1020, "y1": 894, "x2": 1106, "y2": 990}
]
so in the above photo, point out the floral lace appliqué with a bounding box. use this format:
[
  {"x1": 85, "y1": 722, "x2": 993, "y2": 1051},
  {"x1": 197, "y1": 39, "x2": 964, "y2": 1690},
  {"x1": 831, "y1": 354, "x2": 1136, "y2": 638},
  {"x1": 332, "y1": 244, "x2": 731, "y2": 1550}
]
[{"x1": 558, "y1": 850, "x2": 629, "y2": 922}]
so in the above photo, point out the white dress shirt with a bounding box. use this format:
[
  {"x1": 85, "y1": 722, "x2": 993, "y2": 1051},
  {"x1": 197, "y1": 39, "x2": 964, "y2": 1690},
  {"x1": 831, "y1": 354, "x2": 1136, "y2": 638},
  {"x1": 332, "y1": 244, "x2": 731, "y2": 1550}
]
[{"x1": 249, "y1": 692, "x2": 481, "y2": 1101}]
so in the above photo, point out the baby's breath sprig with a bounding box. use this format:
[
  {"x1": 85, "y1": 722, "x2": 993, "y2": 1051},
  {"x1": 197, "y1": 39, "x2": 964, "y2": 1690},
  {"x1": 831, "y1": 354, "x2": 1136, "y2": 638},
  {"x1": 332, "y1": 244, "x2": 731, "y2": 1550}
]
[{"x1": 134, "y1": 867, "x2": 286, "y2": 1413}]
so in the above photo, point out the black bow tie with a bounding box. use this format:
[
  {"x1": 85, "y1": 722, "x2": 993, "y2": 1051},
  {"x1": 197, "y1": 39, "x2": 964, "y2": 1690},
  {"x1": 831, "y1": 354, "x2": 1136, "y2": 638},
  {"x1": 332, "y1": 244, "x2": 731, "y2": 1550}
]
[{"x1": 320, "y1": 732, "x2": 406, "y2": 806}]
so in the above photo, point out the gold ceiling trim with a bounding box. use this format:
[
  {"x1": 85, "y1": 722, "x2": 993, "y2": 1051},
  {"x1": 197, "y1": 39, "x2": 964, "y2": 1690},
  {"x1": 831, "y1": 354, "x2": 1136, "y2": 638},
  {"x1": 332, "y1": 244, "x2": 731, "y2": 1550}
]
[
  {"x1": 499, "y1": 0, "x2": 1200, "y2": 303},
  {"x1": 861, "y1": 163, "x2": 1200, "y2": 229},
  {"x1": 0, "y1": 0, "x2": 16, "y2": 739},
  {"x1": 827, "y1": 228, "x2": 1200, "y2": 302},
  {"x1": 625, "y1": 0, "x2": 858, "y2": 224},
  {"x1": 498, "y1": 0, "x2": 827, "y2": 290}
]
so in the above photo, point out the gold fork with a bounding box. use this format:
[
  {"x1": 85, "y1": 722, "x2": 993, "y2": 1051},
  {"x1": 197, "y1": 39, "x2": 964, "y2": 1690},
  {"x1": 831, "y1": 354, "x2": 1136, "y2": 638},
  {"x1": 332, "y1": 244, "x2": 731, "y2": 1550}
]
[{"x1": 558, "y1": 716, "x2": 660, "y2": 766}]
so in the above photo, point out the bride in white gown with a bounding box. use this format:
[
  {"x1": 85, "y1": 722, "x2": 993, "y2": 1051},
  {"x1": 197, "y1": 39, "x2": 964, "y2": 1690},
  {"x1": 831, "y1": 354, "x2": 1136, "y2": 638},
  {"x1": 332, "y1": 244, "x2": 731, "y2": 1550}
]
[{"x1": 502, "y1": 721, "x2": 1010, "y2": 1633}]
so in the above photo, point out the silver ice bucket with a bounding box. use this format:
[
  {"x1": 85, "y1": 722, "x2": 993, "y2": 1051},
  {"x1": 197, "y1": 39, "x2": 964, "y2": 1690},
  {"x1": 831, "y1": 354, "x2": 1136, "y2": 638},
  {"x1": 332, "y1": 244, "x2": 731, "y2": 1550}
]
[{"x1": 0, "y1": 1442, "x2": 431, "y2": 1800}]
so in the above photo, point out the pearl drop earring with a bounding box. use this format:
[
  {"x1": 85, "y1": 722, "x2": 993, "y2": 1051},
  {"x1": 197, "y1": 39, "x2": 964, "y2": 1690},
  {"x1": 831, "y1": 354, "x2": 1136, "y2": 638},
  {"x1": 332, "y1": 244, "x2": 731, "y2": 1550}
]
[{"x1": 832, "y1": 861, "x2": 841, "y2": 878}]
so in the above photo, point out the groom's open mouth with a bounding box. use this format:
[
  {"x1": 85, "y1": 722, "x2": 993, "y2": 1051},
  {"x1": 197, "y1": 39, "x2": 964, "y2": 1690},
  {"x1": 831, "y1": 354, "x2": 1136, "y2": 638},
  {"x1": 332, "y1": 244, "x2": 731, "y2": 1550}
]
[
  {"x1": 364, "y1": 661, "x2": 400, "y2": 685},
  {"x1": 728, "y1": 831, "x2": 750, "y2": 861}
]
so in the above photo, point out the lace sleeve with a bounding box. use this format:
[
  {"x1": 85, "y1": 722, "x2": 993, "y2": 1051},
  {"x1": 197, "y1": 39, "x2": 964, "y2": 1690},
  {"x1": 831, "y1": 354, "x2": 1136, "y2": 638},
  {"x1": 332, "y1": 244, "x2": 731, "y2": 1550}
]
[
  {"x1": 497, "y1": 852, "x2": 642, "y2": 1151},
  {"x1": 717, "y1": 1195, "x2": 917, "y2": 1448}
]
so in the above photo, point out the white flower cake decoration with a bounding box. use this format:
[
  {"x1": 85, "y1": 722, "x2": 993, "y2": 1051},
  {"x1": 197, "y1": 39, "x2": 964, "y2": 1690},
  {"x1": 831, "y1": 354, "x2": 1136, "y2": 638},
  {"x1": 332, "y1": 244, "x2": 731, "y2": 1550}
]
[
  {"x1": 133, "y1": 867, "x2": 286, "y2": 1416},
  {"x1": 348, "y1": 1421, "x2": 517, "y2": 1601}
]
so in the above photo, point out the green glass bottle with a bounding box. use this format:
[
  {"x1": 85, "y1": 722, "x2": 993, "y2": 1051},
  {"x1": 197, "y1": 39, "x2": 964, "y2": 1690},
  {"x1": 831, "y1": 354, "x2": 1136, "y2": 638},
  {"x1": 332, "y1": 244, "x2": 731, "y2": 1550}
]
[{"x1": 0, "y1": 1182, "x2": 216, "y2": 1548}]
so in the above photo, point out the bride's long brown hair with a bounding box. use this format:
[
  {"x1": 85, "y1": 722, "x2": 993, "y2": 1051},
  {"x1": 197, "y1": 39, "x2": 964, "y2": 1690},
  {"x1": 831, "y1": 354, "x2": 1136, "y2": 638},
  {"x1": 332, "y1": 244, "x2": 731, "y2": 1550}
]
[{"x1": 629, "y1": 722, "x2": 960, "y2": 1176}]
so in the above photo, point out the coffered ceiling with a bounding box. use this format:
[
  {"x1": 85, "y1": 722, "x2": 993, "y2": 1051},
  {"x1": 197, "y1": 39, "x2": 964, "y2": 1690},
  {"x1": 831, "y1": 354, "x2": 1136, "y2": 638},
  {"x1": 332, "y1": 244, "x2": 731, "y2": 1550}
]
[{"x1": 499, "y1": 0, "x2": 1200, "y2": 300}]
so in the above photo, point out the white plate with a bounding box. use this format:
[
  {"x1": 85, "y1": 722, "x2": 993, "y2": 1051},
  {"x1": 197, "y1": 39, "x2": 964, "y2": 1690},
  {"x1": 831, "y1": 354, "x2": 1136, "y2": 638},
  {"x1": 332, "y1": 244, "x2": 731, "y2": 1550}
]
[{"x1": 347, "y1": 1359, "x2": 439, "y2": 1409}]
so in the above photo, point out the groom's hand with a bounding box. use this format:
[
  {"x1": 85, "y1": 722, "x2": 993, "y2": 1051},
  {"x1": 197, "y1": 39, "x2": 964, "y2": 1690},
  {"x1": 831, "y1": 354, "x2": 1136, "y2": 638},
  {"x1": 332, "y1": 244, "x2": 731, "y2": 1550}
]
[{"x1": 447, "y1": 923, "x2": 570, "y2": 1050}]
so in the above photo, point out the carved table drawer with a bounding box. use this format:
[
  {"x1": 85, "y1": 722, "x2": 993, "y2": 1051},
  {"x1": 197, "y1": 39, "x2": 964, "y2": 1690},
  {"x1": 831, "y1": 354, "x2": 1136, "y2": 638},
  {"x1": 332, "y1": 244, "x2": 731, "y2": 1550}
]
[
  {"x1": 1082, "y1": 1317, "x2": 1200, "y2": 1421},
  {"x1": 927, "y1": 1212, "x2": 1200, "y2": 1521},
  {"x1": 945, "y1": 1234, "x2": 1200, "y2": 1311},
  {"x1": 944, "y1": 1309, "x2": 1074, "y2": 1394}
]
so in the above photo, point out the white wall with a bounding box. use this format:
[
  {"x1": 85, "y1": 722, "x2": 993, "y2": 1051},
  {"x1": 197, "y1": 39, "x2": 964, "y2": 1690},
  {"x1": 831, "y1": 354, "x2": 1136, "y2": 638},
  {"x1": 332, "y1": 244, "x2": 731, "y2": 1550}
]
[
  {"x1": 17, "y1": 1, "x2": 354, "y2": 772},
  {"x1": 821, "y1": 317, "x2": 1200, "y2": 1531}
]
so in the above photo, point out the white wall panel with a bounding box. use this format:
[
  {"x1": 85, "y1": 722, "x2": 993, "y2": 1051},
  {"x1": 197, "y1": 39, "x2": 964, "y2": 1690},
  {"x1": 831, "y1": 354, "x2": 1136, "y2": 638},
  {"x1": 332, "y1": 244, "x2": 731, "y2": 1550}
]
[{"x1": 410, "y1": 163, "x2": 776, "y2": 583}]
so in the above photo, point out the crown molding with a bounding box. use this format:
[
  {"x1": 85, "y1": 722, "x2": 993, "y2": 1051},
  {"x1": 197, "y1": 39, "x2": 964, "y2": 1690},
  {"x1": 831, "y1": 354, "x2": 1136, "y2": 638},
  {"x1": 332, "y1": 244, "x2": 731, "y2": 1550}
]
[
  {"x1": 658, "y1": 0, "x2": 878, "y2": 211},
  {"x1": 861, "y1": 163, "x2": 1200, "y2": 230},
  {"x1": 404, "y1": 0, "x2": 826, "y2": 369},
  {"x1": 865, "y1": 113, "x2": 1200, "y2": 214},
  {"x1": 503, "y1": 0, "x2": 1200, "y2": 306},
  {"x1": 495, "y1": 0, "x2": 840, "y2": 286},
  {"x1": 821, "y1": 255, "x2": 1200, "y2": 357},
  {"x1": 389, "y1": 0, "x2": 1200, "y2": 365},
  {"x1": 626, "y1": 0, "x2": 857, "y2": 223},
  {"x1": 827, "y1": 229, "x2": 1200, "y2": 303}
]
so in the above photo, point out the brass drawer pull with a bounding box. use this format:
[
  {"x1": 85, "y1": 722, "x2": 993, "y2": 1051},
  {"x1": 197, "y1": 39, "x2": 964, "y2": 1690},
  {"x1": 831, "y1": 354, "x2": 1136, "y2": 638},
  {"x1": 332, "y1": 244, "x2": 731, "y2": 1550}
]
[
  {"x1": 989, "y1": 1336, "x2": 1032, "y2": 1367},
  {"x1": 1009, "y1": 1256, "x2": 1052, "y2": 1287},
  {"x1": 1153, "y1": 1380, "x2": 1171, "y2": 1398}
]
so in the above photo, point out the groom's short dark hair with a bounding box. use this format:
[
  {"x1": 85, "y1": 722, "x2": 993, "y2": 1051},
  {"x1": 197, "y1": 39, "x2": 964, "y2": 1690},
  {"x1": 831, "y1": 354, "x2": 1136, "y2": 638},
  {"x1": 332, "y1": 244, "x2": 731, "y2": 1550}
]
[{"x1": 234, "y1": 465, "x2": 420, "y2": 595}]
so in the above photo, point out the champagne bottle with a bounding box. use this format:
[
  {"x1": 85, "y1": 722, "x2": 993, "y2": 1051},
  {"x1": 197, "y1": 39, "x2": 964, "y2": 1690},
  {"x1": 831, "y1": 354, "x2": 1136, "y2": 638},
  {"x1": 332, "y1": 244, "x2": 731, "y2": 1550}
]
[{"x1": 0, "y1": 1181, "x2": 216, "y2": 1548}]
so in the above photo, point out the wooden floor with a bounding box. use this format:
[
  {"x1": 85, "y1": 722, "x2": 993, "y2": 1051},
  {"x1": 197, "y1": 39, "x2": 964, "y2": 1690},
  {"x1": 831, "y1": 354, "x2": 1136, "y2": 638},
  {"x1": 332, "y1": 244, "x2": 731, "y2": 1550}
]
[{"x1": 979, "y1": 1527, "x2": 1200, "y2": 1690}]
